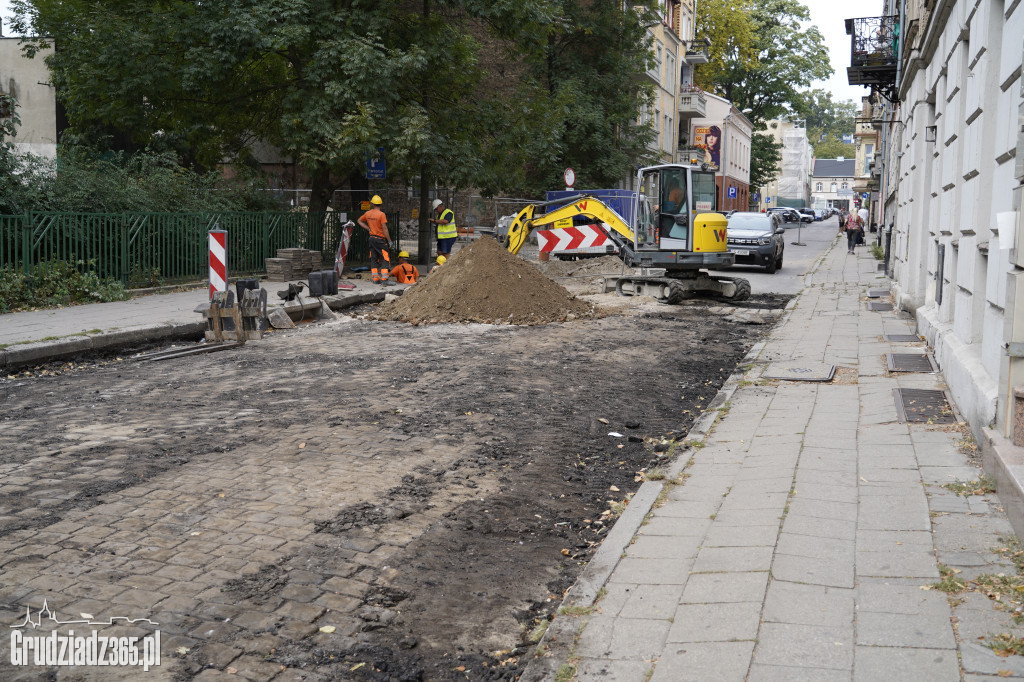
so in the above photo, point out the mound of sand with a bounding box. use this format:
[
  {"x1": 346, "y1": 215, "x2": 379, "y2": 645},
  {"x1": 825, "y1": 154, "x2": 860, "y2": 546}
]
[{"x1": 372, "y1": 236, "x2": 596, "y2": 325}]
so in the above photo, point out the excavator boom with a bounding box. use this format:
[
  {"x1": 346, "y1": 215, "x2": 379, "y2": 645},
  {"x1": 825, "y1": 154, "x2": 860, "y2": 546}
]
[{"x1": 505, "y1": 197, "x2": 634, "y2": 255}]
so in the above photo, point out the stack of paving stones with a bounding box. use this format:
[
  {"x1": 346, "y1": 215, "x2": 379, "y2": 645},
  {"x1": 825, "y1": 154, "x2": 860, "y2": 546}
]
[{"x1": 265, "y1": 248, "x2": 322, "y2": 281}]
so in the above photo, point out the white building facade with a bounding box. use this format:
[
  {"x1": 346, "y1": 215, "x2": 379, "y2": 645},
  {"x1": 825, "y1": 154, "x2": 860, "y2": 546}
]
[
  {"x1": 811, "y1": 159, "x2": 856, "y2": 211},
  {"x1": 760, "y1": 120, "x2": 813, "y2": 210},
  {"x1": 0, "y1": 37, "x2": 59, "y2": 160},
  {"x1": 689, "y1": 93, "x2": 752, "y2": 212},
  {"x1": 857, "y1": 0, "x2": 1023, "y2": 527}
]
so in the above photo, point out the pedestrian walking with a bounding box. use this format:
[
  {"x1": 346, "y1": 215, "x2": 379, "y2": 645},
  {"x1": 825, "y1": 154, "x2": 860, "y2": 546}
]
[
  {"x1": 846, "y1": 213, "x2": 863, "y2": 254},
  {"x1": 357, "y1": 195, "x2": 392, "y2": 283},
  {"x1": 391, "y1": 251, "x2": 419, "y2": 284},
  {"x1": 430, "y1": 199, "x2": 457, "y2": 259}
]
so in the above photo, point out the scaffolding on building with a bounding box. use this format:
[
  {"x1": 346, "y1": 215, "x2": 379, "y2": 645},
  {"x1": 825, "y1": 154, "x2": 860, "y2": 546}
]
[{"x1": 777, "y1": 129, "x2": 811, "y2": 208}]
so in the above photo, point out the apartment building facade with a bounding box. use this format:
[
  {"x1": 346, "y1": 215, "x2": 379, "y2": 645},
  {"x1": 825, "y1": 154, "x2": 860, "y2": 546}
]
[{"x1": 848, "y1": 0, "x2": 1024, "y2": 528}]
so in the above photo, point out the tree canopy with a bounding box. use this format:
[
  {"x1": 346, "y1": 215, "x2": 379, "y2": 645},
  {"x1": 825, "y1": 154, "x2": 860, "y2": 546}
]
[
  {"x1": 792, "y1": 88, "x2": 858, "y2": 159},
  {"x1": 11, "y1": 0, "x2": 657, "y2": 206},
  {"x1": 749, "y1": 132, "x2": 782, "y2": 198},
  {"x1": 694, "y1": 0, "x2": 831, "y2": 123}
]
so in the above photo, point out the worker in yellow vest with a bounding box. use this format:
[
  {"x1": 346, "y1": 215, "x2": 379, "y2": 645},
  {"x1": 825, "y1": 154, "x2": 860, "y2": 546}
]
[{"x1": 430, "y1": 198, "x2": 457, "y2": 259}]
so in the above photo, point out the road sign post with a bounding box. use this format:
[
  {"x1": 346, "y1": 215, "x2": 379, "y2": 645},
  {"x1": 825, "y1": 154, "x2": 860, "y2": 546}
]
[
  {"x1": 791, "y1": 220, "x2": 805, "y2": 246},
  {"x1": 366, "y1": 148, "x2": 386, "y2": 180}
]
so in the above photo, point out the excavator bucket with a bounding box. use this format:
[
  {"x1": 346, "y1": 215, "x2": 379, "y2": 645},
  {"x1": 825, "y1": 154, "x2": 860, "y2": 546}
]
[{"x1": 505, "y1": 205, "x2": 535, "y2": 255}]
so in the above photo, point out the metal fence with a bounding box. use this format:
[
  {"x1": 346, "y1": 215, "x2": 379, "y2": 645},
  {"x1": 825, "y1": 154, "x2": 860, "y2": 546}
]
[{"x1": 0, "y1": 210, "x2": 398, "y2": 288}]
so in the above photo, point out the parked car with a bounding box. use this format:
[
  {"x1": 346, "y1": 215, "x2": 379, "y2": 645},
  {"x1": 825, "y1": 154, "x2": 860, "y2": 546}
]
[
  {"x1": 767, "y1": 207, "x2": 800, "y2": 225},
  {"x1": 814, "y1": 209, "x2": 826, "y2": 221},
  {"x1": 796, "y1": 207, "x2": 815, "y2": 223},
  {"x1": 726, "y1": 212, "x2": 785, "y2": 274}
]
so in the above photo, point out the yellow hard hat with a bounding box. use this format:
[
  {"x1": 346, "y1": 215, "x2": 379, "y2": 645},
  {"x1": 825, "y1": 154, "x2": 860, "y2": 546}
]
[
  {"x1": 370, "y1": 195, "x2": 383, "y2": 205},
  {"x1": 436, "y1": 255, "x2": 446, "y2": 265},
  {"x1": 398, "y1": 250, "x2": 410, "y2": 258}
]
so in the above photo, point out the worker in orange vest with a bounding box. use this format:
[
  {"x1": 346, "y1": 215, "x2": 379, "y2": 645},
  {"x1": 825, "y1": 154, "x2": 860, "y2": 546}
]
[
  {"x1": 391, "y1": 251, "x2": 419, "y2": 284},
  {"x1": 357, "y1": 195, "x2": 392, "y2": 283}
]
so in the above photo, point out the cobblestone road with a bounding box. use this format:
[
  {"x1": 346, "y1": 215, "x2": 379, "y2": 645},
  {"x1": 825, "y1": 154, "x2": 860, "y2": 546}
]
[{"x1": 0, "y1": 309, "x2": 762, "y2": 680}]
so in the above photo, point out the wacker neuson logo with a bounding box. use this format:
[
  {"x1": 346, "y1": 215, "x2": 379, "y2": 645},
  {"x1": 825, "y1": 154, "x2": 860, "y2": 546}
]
[{"x1": 9, "y1": 601, "x2": 161, "y2": 671}]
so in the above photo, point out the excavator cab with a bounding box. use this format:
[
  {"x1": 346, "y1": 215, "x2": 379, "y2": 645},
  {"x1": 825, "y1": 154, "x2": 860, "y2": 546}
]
[{"x1": 636, "y1": 164, "x2": 715, "y2": 251}]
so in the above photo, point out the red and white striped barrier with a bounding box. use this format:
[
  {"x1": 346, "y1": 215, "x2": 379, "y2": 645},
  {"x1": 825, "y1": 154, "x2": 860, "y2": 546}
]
[
  {"x1": 537, "y1": 224, "x2": 611, "y2": 254},
  {"x1": 208, "y1": 229, "x2": 227, "y2": 299}
]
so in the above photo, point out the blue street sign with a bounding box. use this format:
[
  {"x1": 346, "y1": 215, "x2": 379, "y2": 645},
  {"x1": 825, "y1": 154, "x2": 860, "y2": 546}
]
[
  {"x1": 842, "y1": 134, "x2": 854, "y2": 144},
  {"x1": 765, "y1": 197, "x2": 772, "y2": 203},
  {"x1": 366, "y1": 148, "x2": 386, "y2": 180},
  {"x1": 861, "y1": 192, "x2": 869, "y2": 198},
  {"x1": 727, "y1": 186, "x2": 737, "y2": 199}
]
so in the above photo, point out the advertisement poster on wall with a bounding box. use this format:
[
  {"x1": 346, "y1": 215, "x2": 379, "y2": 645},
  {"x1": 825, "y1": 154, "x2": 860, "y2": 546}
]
[{"x1": 692, "y1": 124, "x2": 722, "y2": 170}]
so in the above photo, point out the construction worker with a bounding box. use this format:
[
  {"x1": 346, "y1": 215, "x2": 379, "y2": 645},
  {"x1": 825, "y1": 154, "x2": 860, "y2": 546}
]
[
  {"x1": 392, "y1": 251, "x2": 419, "y2": 284},
  {"x1": 429, "y1": 255, "x2": 446, "y2": 273},
  {"x1": 357, "y1": 195, "x2": 392, "y2": 283},
  {"x1": 429, "y1": 198, "x2": 457, "y2": 259}
]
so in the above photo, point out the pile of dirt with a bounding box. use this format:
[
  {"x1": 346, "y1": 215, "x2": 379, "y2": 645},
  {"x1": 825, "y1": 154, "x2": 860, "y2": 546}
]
[{"x1": 372, "y1": 236, "x2": 596, "y2": 325}]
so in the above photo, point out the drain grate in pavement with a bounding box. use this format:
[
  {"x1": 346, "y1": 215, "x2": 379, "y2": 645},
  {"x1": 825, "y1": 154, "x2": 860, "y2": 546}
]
[
  {"x1": 763, "y1": 361, "x2": 836, "y2": 382},
  {"x1": 867, "y1": 289, "x2": 890, "y2": 298},
  {"x1": 868, "y1": 302, "x2": 894, "y2": 311},
  {"x1": 885, "y1": 334, "x2": 921, "y2": 343},
  {"x1": 893, "y1": 388, "x2": 956, "y2": 424},
  {"x1": 886, "y1": 353, "x2": 936, "y2": 373}
]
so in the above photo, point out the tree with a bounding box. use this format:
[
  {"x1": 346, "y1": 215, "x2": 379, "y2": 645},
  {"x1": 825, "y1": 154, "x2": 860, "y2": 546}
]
[
  {"x1": 0, "y1": 92, "x2": 24, "y2": 214},
  {"x1": 489, "y1": 0, "x2": 658, "y2": 195},
  {"x1": 695, "y1": 0, "x2": 831, "y2": 123},
  {"x1": 749, "y1": 131, "x2": 781, "y2": 198},
  {"x1": 792, "y1": 88, "x2": 857, "y2": 159},
  {"x1": 12, "y1": 0, "x2": 656, "y2": 219}
]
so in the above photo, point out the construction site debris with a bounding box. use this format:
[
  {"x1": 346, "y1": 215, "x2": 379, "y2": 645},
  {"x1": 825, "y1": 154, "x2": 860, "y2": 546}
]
[
  {"x1": 268, "y1": 308, "x2": 296, "y2": 329},
  {"x1": 531, "y1": 254, "x2": 634, "y2": 279},
  {"x1": 266, "y1": 248, "x2": 321, "y2": 281},
  {"x1": 371, "y1": 236, "x2": 596, "y2": 325}
]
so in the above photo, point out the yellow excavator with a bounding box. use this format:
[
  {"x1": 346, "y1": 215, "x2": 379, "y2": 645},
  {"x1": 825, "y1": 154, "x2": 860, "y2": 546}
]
[{"x1": 505, "y1": 162, "x2": 751, "y2": 303}]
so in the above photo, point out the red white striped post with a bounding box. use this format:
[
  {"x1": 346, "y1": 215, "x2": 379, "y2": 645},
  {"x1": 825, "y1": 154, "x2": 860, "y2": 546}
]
[{"x1": 208, "y1": 229, "x2": 227, "y2": 299}]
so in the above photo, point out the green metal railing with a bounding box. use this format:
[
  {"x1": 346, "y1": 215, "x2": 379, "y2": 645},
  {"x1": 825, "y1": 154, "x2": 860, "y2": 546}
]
[{"x1": 0, "y1": 210, "x2": 397, "y2": 287}]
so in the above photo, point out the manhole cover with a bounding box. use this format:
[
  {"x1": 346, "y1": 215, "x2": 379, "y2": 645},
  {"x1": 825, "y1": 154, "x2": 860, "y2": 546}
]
[
  {"x1": 867, "y1": 289, "x2": 890, "y2": 298},
  {"x1": 893, "y1": 388, "x2": 956, "y2": 424},
  {"x1": 886, "y1": 353, "x2": 936, "y2": 373},
  {"x1": 868, "y1": 302, "x2": 894, "y2": 311},
  {"x1": 885, "y1": 334, "x2": 921, "y2": 343},
  {"x1": 763, "y1": 361, "x2": 836, "y2": 382}
]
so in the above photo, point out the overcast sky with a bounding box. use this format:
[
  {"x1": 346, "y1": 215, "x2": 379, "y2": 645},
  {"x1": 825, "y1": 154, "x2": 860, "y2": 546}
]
[
  {"x1": 2, "y1": 0, "x2": 875, "y2": 104},
  {"x1": 803, "y1": 0, "x2": 878, "y2": 105}
]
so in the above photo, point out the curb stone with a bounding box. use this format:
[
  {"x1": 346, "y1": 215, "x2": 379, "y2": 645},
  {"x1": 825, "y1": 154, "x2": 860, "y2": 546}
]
[
  {"x1": 1, "y1": 323, "x2": 208, "y2": 371},
  {"x1": 0, "y1": 290, "x2": 396, "y2": 372},
  {"x1": 519, "y1": 315, "x2": 780, "y2": 682}
]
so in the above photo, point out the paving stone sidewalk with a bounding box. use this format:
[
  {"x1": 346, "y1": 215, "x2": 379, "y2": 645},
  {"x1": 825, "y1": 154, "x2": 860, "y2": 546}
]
[
  {"x1": 0, "y1": 278, "x2": 405, "y2": 372},
  {"x1": 530, "y1": 240, "x2": 1024, "y2": 681}
]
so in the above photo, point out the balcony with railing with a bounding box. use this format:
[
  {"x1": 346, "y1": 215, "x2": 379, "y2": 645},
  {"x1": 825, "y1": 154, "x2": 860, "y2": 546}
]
[
  {"x1": 845, "y1": 15, "x2": 900, "y2": 102},
  {"x1": 678, "y1": 84, "x2": 707, "y2": 117},
  {"x1": 683, "y1": 39, "x2": 710, "y2": 65}
]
